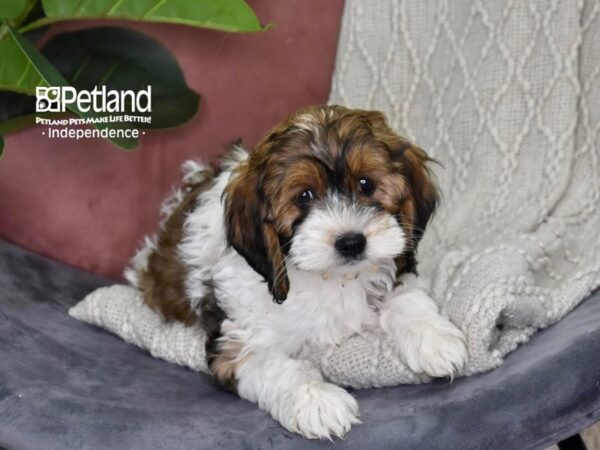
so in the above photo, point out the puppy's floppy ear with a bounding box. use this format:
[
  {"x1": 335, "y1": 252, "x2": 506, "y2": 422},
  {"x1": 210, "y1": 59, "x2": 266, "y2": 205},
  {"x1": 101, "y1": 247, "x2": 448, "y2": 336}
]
[
  {"x1": 399, "y1": 145, "x2": 439, "y2": 242},
  {"x1": 364, "y1": 110, "x2": 439, "y2": 240},
  {"x1": 224, "y1": 161, "x2": 289, "y2": 303},
  {"x1": 364, "y1": 111, "x2": 439, "y2": 273},
  {"x1": 394, "y1": 144, "x2": 439, "y2": 275}
]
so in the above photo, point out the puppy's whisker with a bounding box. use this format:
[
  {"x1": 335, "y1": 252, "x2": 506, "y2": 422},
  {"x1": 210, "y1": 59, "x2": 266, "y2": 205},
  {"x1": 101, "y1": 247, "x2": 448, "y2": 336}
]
[
  {"x1": 273, "y1": 253, "x2": 294, "y2": 288},
  {"x1": 393, "y1": 220, "x2": 427, "y2": 235}
]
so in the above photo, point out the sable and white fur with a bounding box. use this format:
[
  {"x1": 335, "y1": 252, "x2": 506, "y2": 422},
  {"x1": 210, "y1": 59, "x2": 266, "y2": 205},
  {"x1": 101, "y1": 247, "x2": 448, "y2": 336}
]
[{"x1": 126, "y1": 106, "x2": 467, "y2": 440}]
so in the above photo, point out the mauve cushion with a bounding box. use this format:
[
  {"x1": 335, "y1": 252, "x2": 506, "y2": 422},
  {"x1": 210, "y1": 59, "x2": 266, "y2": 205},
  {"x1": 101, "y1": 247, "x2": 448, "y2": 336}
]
[
  {"x1": 0, "y1": 0, "x2": 344, "y2": 279},
  {"x1": 1, "y1": 240, "x2": 600, "y2": 449}
]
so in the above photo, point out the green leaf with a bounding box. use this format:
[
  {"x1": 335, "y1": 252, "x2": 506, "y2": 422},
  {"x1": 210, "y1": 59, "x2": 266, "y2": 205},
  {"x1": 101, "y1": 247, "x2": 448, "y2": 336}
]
[
  {"x1": 0, "y1": 90, "x2": 38, "y2": 128},
  {"x1": 0, "y1": 112, "x2": 37, "y2": 134},
  {"x1": 21, "y1": 0, "x2": 264, "y2": 33},
  {"x1": 0, "y1": 135, "x2": 4, "y2": 158},
  {"x1": 0, "y1": 21, "x2": 137, "y2": 149},
  {"x1": 43, "y1": 26, "x2": 200, "y2": 129},
  {"x1": 0, "y1": 26, "x2": 200, "y2": 135},
  {"x1": 0, "y1": 0, "x2": 27, "y2": 20},
  {"x1": 0, "y1": 23, "x2": 44, "y2": 94},
  {"x1": 0, "y1": 104, "x2": 72, "y2": 135}
]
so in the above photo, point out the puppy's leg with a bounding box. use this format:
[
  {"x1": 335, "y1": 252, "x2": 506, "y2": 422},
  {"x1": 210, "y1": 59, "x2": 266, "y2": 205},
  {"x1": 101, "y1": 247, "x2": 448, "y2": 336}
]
[
  {"x1": 235, "y1": 352, "x2": 360, "y2": 440},
  {"x1": 380, "y1": 275, "x2": 468, "y2": 377}
]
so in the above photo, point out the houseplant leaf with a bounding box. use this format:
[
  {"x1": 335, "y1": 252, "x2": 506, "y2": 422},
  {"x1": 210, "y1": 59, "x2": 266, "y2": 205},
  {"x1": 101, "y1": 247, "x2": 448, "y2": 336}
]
[
  {"x1": 43, "y1": 26, "x2": 200, "y2": 129},
  {"x1": 0, "y1": 0, "x2": 28, "y2": 20},
  {"x1": 20, "y1": 0, "x2": 264, "y2": 33},
  {"x1": 0, "y1": 91, "x2": 70, "y2": 135},
  {"x1": 0, "y1": 22, "x2": 44, "y2": 94},
  {"x1": 0, "y1": 26, "x2": 200, "y2": 135},
  {"x1": 0, "y1": 91, "x2": 38, "y2": 134},
  {"x1": 0, "y1": 21, "x2": 137, "y2": 149}
]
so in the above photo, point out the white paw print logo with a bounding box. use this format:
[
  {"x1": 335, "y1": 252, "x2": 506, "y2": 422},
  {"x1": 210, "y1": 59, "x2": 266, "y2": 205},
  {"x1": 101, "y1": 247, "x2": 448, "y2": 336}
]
[{"x1": 36, "y1": 87, "x2": 61, "y2": 112}]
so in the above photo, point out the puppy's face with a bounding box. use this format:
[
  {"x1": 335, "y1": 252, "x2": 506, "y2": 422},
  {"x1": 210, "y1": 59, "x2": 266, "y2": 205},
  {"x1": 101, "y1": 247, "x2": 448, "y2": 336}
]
[{"x1": 225, "y1": 106, "x2": 438, "y2": 303}]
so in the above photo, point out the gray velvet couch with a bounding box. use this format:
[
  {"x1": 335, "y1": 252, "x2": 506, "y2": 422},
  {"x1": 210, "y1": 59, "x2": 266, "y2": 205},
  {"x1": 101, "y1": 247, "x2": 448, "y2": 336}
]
[{"x1": 1, "y1": 239, "x2": 599, "y2": 449}]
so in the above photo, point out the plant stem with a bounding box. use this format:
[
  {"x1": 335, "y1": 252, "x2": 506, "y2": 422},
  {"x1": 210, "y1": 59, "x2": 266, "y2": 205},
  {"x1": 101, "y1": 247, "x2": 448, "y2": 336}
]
[{"x1": 18, "y1": 16, "x2": 53, "y2": 34}]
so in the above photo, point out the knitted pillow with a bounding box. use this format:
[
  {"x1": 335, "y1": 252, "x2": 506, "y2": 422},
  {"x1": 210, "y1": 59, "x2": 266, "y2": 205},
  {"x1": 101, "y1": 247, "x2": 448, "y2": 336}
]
[
  {"x1": 69, "y1": 265, "x2": 545, "y2": 389},
  {"x1": 69, "y1": 285, "x2": 427, "y2": 388}
]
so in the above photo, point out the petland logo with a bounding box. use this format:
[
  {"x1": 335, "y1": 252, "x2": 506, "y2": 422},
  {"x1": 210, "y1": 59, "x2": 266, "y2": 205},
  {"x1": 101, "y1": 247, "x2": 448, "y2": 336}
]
[
  {"x1": 35, "y1": 86, "x2": 152, "y2": 140},
  {"x1": 36, "y1": 86, "x2": 152, "y2": 113}
]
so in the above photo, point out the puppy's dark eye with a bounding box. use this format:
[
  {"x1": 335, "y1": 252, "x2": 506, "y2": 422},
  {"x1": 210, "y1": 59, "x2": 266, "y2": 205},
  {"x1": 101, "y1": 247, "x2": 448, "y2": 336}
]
[
  {"x1": 358, "y1": 177, "x2": 376, "y2": 196},
  {"x1": 297, "y1": 189, "x2": 315, "y2": 206}
]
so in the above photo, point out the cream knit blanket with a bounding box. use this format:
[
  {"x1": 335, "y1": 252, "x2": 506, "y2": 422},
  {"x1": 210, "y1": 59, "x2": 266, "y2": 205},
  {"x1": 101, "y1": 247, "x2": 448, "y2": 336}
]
[
  {"x1": 70, "y1": 0, "x2": 600, "y2": 388},
  {"x1": 328, "y1": 0, "x2": 600, "y2": 380}
]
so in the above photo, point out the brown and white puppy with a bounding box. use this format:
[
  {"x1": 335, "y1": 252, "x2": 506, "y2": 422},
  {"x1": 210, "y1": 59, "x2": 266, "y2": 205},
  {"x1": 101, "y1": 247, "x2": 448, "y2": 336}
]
[{"x1": 126, "y1": 105, "x2": 467, "y2": 440}]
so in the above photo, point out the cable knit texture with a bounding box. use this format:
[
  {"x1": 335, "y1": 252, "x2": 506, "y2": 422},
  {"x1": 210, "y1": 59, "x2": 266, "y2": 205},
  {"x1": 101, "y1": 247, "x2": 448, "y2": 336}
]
[{"x1": 70, "y1": 0, "x2": 600, "y2": 388}]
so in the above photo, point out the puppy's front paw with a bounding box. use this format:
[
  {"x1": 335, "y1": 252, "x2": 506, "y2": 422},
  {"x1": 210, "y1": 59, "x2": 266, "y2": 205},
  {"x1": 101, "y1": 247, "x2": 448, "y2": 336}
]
[
  {"x1": 287, "y1": 382, "x2": 360, "y2": 440},
  {"x1": 400, "y1": 317, "x2": 468, "y2": 378}
]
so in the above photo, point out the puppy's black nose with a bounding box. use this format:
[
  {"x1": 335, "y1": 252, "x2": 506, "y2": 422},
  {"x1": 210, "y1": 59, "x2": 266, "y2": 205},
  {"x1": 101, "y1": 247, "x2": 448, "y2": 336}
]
[{"x1": 335, "y1": 232, "x2": 366, "y2": 258}]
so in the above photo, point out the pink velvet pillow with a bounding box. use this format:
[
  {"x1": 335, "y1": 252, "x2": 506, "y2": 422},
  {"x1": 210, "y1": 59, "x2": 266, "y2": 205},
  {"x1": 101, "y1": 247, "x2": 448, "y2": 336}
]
[{"x1": 0, "y1": 0, "x2": 344, "y2": 279}]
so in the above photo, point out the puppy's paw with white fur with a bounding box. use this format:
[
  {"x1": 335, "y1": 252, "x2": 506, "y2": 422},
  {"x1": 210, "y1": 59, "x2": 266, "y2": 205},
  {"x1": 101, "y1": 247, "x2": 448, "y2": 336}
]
[
  {"x1": 380, "y1": 285, "x2": 468, "y2": 378},
  {"x1": 286, "y1": 382, "x2": 360, "y2": 440},
  {"x1": 399, "y1": 317, "x2": 468, "y2": 378}
]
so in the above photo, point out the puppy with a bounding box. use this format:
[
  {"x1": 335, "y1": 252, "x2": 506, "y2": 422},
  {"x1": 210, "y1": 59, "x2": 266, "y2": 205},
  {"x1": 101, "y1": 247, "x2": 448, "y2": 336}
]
[{"x1": 125, "y1": 105, "x2": 467, "y2": 440}]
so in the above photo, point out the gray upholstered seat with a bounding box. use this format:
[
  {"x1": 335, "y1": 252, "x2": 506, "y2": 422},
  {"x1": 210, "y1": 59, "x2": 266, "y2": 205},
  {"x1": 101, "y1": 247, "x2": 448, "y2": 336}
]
[{"x1": 0, "y1": 239, "x2": 599, "y2": 449}]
